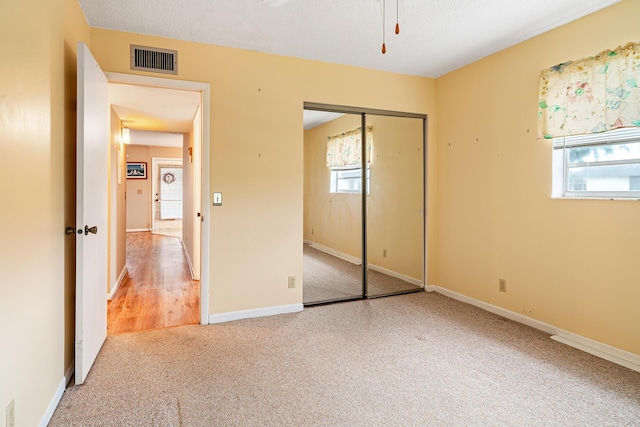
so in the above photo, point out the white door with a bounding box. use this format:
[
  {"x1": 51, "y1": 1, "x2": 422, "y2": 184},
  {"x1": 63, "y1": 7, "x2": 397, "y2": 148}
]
[
  {"x1": 159, "y1": 166, "x2": 183, "y2": 220},
  {"x1": 75, "y1": 42, "x2": 109, "y2": 385}
]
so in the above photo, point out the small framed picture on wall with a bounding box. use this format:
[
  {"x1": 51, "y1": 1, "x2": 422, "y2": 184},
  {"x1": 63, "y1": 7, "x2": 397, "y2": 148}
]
[{"x1": 126, "y1": 162, "x2": 147, "y2": 179}]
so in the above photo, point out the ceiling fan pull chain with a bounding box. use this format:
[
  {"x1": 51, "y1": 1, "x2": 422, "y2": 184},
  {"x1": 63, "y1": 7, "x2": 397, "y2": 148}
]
[
  {"x1": 382, "y1": 0, "x2": 387, "y2": 54},
  {"x1": 395, "y1": 0, "x2": 400, "y2": 34}
]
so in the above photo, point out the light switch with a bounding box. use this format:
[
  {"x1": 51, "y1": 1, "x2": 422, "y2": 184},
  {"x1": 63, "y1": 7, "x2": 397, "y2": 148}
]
[{"x1": 213, "y1": 192, "x2": 222, "y2": 206}]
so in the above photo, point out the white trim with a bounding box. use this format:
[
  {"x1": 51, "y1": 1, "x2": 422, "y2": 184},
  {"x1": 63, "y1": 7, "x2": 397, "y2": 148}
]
[
  {"x1": 181, "y1": 239, "x2": 195, "y2": 279},
  {"x1": 551, "y1": 334, "x2": 640, "y2": 373},
  {"x1": 38, "y1": 361, "x2": 71, "y2": 427},
  {"x1": 126, "y1": 228, "x2": 151, "y2": 232},
  {"x1": 107, "y1": 266, "x2": 127, "y2": 300},
  {"x1": 208, "y1": 303, "x2": 303, "y2": 324},
  {"x1": 426, "y1": 285, "x2": 640, "y2": 373},
  {"x1": 199, "y1": 82, "x2": 211, "y2": 325},
  {"x1": 368, "y1": 264, "x2": 423, "y2": 287},
  {"x1": 425, "y1": 285, "x2": 557, "y2": 334},
  {"x1": 39, "y1": 377, "x2": 65, "y2": 427},
  {"x1": 304, "y1": 240, "x2": 361, "y2": 265},
  {"x1": 105, "y1": 72, "x2": 211, "y2": 326}
]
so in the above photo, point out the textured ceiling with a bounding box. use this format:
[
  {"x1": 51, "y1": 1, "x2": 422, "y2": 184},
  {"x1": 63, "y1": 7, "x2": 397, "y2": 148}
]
[{"x1": 78, "y1": 0, "x2": 620, "y2": 77}]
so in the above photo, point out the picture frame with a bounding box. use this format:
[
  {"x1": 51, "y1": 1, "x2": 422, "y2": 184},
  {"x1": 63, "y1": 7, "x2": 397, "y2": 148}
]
[{"x1": 126, "y1": 162, "x2": 147, "y2": 179}]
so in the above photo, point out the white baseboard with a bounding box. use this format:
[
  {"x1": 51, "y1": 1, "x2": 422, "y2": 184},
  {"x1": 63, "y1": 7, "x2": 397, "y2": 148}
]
[
  {"x1": 304, "y1": 240, "x2": 361, "y2": 265},
  {"x1": 208, "y1": 303, "x2": 303, "y2": 324},
  {"x1": 181, "y1": 240, "x2": 196, "y2": 280},
  {"x1": 107, "y1": 266, "x2": 127, "y2": 300},
  {"x1": 304, "y1": 240, "x2": 422, "y2": 286},
  {"x1": 550, "y1": 334, "x2": 640, "y2": 373},
  {"x1": 426, "y1": 285, "x2": 640, "y2": 373},
  {"x1": 39, "y1": 362, "x2": 74, "y2": 427},
  {"x1": 368, "y1": 264, "x2": 423, "y2": 287},
  {"x1": 126, "y1": 228, "x2": 151, "y2": 232}
]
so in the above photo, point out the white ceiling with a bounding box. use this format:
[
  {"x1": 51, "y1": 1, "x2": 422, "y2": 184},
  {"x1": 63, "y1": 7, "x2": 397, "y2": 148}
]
[
  {"x1": 109, "y1": 83, "x2": 201, "y2": 132},
  {"x1": 79, "y1": 0, "x2": 620, "y2": 78},
  {"x1": 303, "y1": 110, "x2": 345, "y2": 130},
  {"x1": 128, "y1": 129, "x2": 184, "y2": 147}
]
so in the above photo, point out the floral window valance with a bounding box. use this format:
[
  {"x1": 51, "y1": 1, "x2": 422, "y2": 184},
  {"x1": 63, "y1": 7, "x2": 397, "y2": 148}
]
[
  {"x1": 538, "y1": 41, "x2": 640, "y2": 140},
  {"x1": 326, "y1": 127, "x2": 373, "y2": 168}
]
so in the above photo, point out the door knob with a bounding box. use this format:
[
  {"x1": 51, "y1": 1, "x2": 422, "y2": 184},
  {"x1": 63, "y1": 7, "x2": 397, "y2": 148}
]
[{"x1": 85, "y1": 225, "x2": 98, "y2": 235}]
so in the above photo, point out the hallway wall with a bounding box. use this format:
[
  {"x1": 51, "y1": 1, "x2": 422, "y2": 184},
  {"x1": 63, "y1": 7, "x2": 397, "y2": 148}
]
[{"x1": 109, "y1": 107, "x2": 127, "y2": 295}]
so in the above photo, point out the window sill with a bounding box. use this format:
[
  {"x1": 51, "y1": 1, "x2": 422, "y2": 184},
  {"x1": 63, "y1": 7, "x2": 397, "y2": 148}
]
[{"x1": 550, "y1": 196, "x2": 640, "y2": 201}]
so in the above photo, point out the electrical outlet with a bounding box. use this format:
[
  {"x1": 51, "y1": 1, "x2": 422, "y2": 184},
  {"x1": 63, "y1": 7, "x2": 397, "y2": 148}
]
[
  {"x1": 288, "y1": 276, "x2": 295, "y2": 289},
  {"x1": 499, "y1": 279, "x2": 507, "y2": 292},
  {"x1": 383, "y1": 249, "x2": 387, "y2": 258},
  {"x1": 6, "y1": 399, "x2": 15, "y2": 427}
]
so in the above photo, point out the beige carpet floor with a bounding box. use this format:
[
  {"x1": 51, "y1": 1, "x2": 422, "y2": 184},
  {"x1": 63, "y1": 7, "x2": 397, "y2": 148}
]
[
  {"x1": 50, "y1": 292, "x2": 640, "y2": 426},
  {"x1": 303, "y1": 244, "x2": 422, "y2": 304}
]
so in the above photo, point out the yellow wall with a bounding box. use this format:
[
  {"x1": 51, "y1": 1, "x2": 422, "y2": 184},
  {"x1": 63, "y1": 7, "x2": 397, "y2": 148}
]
[
  {"x1": 125, "y1": 145, "x2": 184, "y2": 230},
  {"x1": 89, "y1": 28, "x2": 438, "y2": 314},
  {"x1": 0, "y1": 0, "x2": 90, "y2": 425},
  {"x1": 435, "y1": 0, "x2": 640, "y2": 355},
  {"x1": 304, "y1": 114, "x2": 424, "y2": 280},
  {"x1": 109, "y1": 108, "x2": 127, "y2": 294}
]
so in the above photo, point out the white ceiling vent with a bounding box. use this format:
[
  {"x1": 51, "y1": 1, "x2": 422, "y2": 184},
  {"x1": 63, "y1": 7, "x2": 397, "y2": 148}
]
[{"x1": 130, "y1": 45, "x2": 178, "y2": 75}]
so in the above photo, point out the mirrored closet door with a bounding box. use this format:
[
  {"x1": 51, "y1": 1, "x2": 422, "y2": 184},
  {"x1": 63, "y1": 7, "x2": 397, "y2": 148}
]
[
  {"x1": 303, "y1": 111, "x2": 363, "y2": 304},
  {"x1": 302, "y1": 104, "x2": 425, "y2": 305},
  {"x1": 365, "y1": 114, "x2": 424, "y2": 298}
]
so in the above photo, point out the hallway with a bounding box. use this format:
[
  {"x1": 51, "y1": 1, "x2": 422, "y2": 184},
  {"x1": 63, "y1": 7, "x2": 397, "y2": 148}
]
[{"x1": 107, "y1": 232, "x2": 200, "y2": 335}]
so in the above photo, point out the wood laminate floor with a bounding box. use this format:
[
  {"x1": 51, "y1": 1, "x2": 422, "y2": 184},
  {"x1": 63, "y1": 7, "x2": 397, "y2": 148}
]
[{"x1": 107, "y1": 232, "x2": 200, "y2": 335}]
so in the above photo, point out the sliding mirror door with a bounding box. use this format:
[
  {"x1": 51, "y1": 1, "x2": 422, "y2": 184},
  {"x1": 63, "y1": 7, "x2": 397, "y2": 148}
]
[
  {"x1": 303, "y1": 111, "x2": 364, "y2": 304},
  {"x1": 365, "y1": 114, "x2": 424, "y2": 297}
]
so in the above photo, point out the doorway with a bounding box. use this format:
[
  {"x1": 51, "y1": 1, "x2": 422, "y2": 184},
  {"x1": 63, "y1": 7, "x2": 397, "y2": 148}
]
[
  {"x1": 152, "y1": 157, "x2": 183, "y2": 238},
  {"x1": 105, "y1": 72, "x2": 211, "y2": 327},
  {"x1": 302, "y1": 103, "x2": 426, "y2": 305}
]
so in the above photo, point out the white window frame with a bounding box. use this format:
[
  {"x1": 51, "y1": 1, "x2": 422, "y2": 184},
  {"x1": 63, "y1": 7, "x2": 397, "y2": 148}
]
[
  {"x1": 552, "y1": 127, "x2": 640, "y2": 199},
  {"x1": 330, "y1": 165, "x2": 370, "y2": 194}
]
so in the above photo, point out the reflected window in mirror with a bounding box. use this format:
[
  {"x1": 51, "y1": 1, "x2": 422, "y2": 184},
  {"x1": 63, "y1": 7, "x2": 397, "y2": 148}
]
[
  {"x1": 330, "y1": 166, "x2": 370, "y2": 194},
  {"x1": 326, "y1": 126, "x2": 372, "y2": 195}
]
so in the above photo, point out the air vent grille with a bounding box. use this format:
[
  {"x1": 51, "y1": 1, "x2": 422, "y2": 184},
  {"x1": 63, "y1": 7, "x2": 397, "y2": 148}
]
[{"x1": 130, "y1": 45, "x2": 178, "y2": 75}]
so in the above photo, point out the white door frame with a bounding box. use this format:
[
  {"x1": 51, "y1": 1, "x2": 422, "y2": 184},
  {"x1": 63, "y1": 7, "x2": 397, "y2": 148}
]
[
  {"x1": 106, "y1": 71, "x2": 211, "y2": 325},
  {"x1": 151, "y1": 157, "x2": 183, "y2": 234}
]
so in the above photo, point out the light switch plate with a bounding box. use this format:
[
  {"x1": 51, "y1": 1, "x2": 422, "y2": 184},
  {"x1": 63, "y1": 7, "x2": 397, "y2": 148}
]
[{"x1": 213, "y1": 192, "x2": 222, "y2": 206}]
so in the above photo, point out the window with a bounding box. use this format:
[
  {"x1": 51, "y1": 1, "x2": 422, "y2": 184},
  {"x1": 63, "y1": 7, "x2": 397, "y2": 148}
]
[
  {"x1": 552, "y1": 127, "x2": 640, "y2": 198},
  {"x1": 330, "y1": 166, "x2": 370, "y2": 194},
  {"x1": 326, "y1": 126, "x2": 372, "y2": 194}
]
